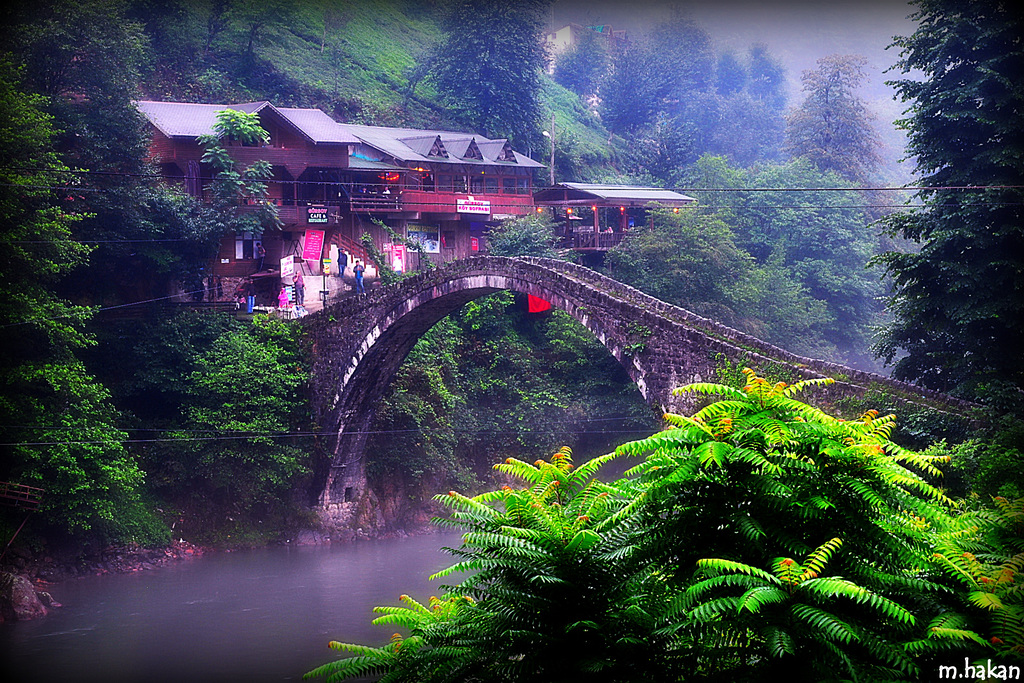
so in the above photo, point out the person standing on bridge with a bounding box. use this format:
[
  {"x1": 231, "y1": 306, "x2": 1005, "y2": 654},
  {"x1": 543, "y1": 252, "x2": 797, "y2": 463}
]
[{"x1": 353, "y1": 260, "x2": 365, "y2": 294}]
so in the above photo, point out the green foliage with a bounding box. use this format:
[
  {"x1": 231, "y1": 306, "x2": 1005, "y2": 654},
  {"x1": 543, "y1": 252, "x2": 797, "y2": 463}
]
[
  {"x1": 428, "y1": 0, "x2": 551, "y2": 146},
  {"x1": 784, "y1": 54, "x2": 882, "y2": 183},
  {"x1": 313, "y1": 370, "x2": 990, "y2": 681},
  {"x1": 198, "y1": 108, "x2": 281, "y2": 233},
  {"x1": 5, "y1": 0, "x2": 225, "y2": 301},
  {"x1": 553, "y1": 27, "x2": 609, "y2": 99},
  {"x1": 875, "y1": 0, "x2": 1024, "y2": 396},
  {"x1": 364, "y1": 292, "x2": 657, "y2": 495},
  {"x1": 620, "y1": 370, "x2": 967, "y2": 680},
  {"x1": 307, "y1": 447, "x2": 684, "y2": 683},
  {"x1": 0, "y1": 56, "x2": 161, "y2": 543},
  {"x1": 606, "y1": 206, "x2": 756, "y2": 327},
  {"x1": 929, "y1": 496, "x2": 1024, "y2": 661},
  {"x1": 154, "y1": 315, "x2": 313, "y2": 539},
  {"x1": 483, "y1": 213, "x2": 558, "y2": 258},
  {"x1": 673, "y1": 155, "x2": 886, "y2": 368}
]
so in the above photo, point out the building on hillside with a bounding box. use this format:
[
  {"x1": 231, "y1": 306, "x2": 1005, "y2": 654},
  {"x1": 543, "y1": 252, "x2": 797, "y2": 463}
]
[
  {"x1": 136, "y1": 100, "x2": 543, "y2": 306},
  {"x1": 543, "y1": 23, "x2": 627, "y2": 72}
]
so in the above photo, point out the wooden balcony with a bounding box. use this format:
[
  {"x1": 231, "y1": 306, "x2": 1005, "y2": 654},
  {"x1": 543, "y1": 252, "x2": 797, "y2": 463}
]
[{"x1": 562, "y1": 229, "x2": 625, "y2": 251}]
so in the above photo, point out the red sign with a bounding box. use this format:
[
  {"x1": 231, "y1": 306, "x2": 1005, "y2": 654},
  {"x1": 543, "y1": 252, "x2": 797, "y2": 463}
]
[
  {"x1": 471, "y1": 237, "x2": 479, "y2": 252},
  {"x1": 302, "y1": 230, "x2": 325, "y2": 260}
]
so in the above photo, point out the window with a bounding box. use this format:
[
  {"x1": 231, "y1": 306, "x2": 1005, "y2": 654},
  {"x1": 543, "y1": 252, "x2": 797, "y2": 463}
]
[
  {"x1": 484, "y1": 176, "x2": 499, "y2": 193},
  {"x1": 502, "y1": 177, "x2": 515, "y2": 194},
  {"x1": 235, "y1": 231, "x2": 255, "y2": 259},
  {"x1": 516, "y1": 178, "x2": 531, "y2": 195},
  {"x1": 452, "y1": 175, "x2": 467, "y2": 193},
  {"x1": 437, "y1": 175, "x2": 453, "y2": 192},
  {"x1": 470, "y1": 175, "x2": 484, "y2": 193}
]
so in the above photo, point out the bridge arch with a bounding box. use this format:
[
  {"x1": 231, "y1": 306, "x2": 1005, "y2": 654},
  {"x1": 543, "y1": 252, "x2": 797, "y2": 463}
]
[{"x1": 302, "y1": 256, "x2": 970, "y2": 532}]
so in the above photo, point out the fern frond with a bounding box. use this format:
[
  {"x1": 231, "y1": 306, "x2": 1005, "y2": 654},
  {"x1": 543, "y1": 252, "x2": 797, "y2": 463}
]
[
  {"x1": 781, "y1": 376, "x2": 835, "y2": 397},
  {"x1": 696, "y1": 557, "x2": 779, "y2": 583},
  {"x1": 738, "y1": 585, "x2": 789, "y2": 613},
  {"x1": 673, "y1": 382, "x2": 748, "y2": 401},
  {"x1": 764, "y1": 625, "x2": 795, "y2": 657},
  {"x1": 799, "y1": 577, "x2": 916, "y2": 625},
  {"x1": 802, "y1": 537, "x2": 842, "y2": 579},
  {"x1": 791, "y1": 604, "x2": 859, "y2": 644}
]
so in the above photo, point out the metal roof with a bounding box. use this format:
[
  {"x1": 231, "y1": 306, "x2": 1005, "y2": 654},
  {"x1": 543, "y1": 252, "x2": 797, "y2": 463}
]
[
  {"x1": 137, "y1": 100, "x2": 542, "y2": 171},
  {"x1": 337, "y1": 123, "x2": 545, "y2": 169},
  {"x1": 534, "y1": 182, "x2": 697, "y2": 206},
  {"x1": 136, "y1": 100, "x2": 359, "y2": 145}
]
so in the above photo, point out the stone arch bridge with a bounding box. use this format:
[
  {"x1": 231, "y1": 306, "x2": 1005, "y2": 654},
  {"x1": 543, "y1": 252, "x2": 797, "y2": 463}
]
[{"x1": 302, "y1": 256, "x2": 967, "y2": 532}]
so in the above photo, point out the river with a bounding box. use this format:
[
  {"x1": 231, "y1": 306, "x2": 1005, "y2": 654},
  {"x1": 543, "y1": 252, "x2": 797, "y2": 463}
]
[{"x1": 0, "y1": 530, "x2": 464, "y2": 683}]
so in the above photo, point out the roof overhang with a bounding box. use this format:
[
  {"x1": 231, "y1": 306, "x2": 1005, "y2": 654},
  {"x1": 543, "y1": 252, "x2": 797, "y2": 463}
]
[{"x1": 533, "y1": 182, "x2": 697, "y2": 208}]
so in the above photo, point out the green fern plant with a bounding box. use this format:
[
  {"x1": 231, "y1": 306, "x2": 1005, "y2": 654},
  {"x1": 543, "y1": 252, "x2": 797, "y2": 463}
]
[
  {"x1": 616, "y1": 368, "x2": 973, "y2": 681},
  {"x1": 308, "y1": 370, "x2": 989, "y2": 682},
  {"x1": 306, "y1": 446, "x2": 682, "y2": 683},
  {"x1": 928, "y1": 496, "x2": 1024, "y2": 662}
]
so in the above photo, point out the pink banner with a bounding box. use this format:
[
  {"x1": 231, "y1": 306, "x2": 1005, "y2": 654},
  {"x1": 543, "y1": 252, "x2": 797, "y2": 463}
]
[{"x1": 301, "y1": 230, "x2": 325, "y2": 260}]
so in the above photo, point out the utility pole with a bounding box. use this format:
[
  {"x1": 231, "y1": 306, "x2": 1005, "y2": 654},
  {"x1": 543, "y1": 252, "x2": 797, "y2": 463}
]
[{"x1": 542, "y1": 113, "x2": 556, "y2": 187}]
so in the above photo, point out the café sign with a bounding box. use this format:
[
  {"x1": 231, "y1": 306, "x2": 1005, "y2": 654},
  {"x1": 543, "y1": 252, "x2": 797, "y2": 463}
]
[{"x1": 307, "y1": 205, "x2": 329, "y2": 224}]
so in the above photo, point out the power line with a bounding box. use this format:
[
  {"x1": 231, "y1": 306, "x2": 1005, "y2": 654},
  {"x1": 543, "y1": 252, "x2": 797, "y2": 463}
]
[
  {"x1": 0, "y1": 423, "x2": 659, "y2": 448},
  {"x1": 0, "y1": 285, "x2": 213, "y2": 329},
  {"x1": 4, "y1": 164, "x2": 1023, "y2": 194}
]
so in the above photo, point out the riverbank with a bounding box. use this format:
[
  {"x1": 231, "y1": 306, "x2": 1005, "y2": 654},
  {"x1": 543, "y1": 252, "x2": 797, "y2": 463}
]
[
  {"x1": 3, "y1": 539, "x2": 206, "y2": 585},
  {"x1": 0, "y1": 540, "x2": 205, "y2": 624}
]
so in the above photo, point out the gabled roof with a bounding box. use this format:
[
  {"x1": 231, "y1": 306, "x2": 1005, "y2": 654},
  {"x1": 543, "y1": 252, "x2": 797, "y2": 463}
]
[
  {"x1": 398, "y1": 134, "x2": 448, "y2": 158},
  {"x1": 477, "y1": 139, "x2": 517, "y2": 162},
  {"x1": 534, "y1": 182, "x2": 698, "y2": 207},
  {"x1": 339, "y1": 123, "x2": 544, "y2": 169},
  {"x1": 135, "y1": 100, "x2": 359, "y2": 145}
]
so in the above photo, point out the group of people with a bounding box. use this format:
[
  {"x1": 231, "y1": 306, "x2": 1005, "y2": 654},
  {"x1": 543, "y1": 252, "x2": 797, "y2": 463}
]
[
  {"x1": 274, "y1": 259, "x2": 367, "y2": 316},
  {"x1": 231, "y1": 257, "x2": 369, "y2": 316}
]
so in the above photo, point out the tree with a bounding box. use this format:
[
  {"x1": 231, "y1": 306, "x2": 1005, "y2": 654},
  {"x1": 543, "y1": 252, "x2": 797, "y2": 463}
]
[
  {"x1": 874, "y1": 0, "x2": 1024, "y2": 396},
  {"x1": 160, "y1": 316, "x2": 311, "y2": 537},
  {"x1": 484, "y1": 213, "x2": 558, "y2": 258},
  {"x1": 6, "y1": 0, "x2": 223, "y2": 305},
  {"x1": 553, "y1": 28, "x2": 609, "y2": 99},
  {"x1": 599, "y1": 36, "x2": 665, "y2": 135},
  {"x1": 747, "y1": 42, "x2": 786, "y2": 112},
  {"x1": 198, "y1": 108, "x2": 280, "y2": 235},
  {"x1": 429, "y1": 0, "x2": 551, "y2": 146},
  {"x1": 606, "y1": 207, "x2": 756, "y2": 328},
  {"x1": 733, "y1": 158, "x2": 884, "y2": 367},
  {"x1": 0, "y1": 56, "x2": 159, "y2": 542},
  {"x1": 784, "y1": 54, "x2": 881, "y2": 183}
]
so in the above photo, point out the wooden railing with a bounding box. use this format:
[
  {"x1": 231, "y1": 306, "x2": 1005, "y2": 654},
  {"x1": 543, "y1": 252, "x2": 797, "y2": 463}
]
[
  {"x1": 0, "y1": 481, "x2": 43, "y2": 511},
  {"x1": 563, "y1": 230, "x2": 625, "y2": 251}
]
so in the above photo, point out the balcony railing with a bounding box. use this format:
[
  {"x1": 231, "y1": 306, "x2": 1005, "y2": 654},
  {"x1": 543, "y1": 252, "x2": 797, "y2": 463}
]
[{"x1": 561, "y1": 229, "x2": 625, "y2": 251}]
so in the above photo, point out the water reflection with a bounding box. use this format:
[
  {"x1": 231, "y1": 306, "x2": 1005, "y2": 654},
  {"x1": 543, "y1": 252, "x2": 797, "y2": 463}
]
[{"x1": 1, "y1": 531, "x2": 464, "y2": 683}]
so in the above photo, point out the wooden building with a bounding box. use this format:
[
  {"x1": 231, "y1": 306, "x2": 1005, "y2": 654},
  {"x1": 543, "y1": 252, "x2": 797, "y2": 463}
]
[
  {"x1": 533, "y1": 182, "x2": 697, "y2": 252},
  {"x1": 137, "y1": 100, "x2": 543, "y2": 304}
]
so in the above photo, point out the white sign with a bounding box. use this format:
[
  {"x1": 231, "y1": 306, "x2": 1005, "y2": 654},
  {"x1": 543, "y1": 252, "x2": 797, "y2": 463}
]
[
  {"x1": 457, "y1": 197, "x2": 491, "y2": 214},
  {"x1": 280, "y1": 255, "x2": 294, "y2": 280}
]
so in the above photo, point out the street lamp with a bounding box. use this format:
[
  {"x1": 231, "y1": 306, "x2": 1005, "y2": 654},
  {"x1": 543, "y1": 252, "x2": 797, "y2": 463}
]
[{"x1": 541, "y1": 114, "x2": 555, "y2": 187}]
